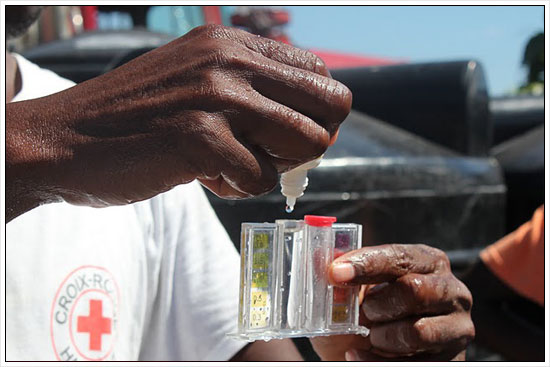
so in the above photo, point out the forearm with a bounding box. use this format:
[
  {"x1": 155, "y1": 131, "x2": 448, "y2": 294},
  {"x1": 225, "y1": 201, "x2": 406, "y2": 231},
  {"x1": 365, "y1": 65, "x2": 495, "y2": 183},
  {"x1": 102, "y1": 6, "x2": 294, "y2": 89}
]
[
  {"x1": 6, "y1": 74, "x2": 174, "y2": 221},
  {"x1": 5, "y1": 181, "x2": 50, "y2": 222},
  {"x1": 230, "y1": 339, "x2": 304, "y2": 361},
  {"x1": 6, "y1": 99, "x2": 66, "y2": 222}
]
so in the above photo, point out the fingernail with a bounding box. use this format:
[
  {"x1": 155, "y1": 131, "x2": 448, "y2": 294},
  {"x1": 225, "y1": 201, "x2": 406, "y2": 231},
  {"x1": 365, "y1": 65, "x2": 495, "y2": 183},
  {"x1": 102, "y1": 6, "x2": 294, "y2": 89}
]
[
  {"x1": 367, "y1": 282, "x2": 389, "y2": 294},
  {"x1": 331, "y1": 262, "x2": 355, "y2": 283},
  {"x1": 345, "y1": 349, "x2": 359, "y2": 362}
]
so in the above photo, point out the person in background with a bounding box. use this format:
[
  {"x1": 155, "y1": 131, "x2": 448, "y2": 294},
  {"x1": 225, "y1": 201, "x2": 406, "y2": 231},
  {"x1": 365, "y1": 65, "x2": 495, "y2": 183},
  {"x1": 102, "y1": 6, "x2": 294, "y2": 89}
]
[
  {"x1": 462, "y1": 205, "x2": 544, "y2": 361},
  {"x1": 5, "y1": 6, "x2": 474, "y2": 361}
]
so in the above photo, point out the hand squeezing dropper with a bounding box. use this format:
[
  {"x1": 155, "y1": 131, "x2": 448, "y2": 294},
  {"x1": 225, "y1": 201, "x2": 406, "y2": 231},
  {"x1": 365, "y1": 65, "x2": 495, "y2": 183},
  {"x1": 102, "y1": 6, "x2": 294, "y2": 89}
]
[{"x1": 280, "y1": 156, "x2": 323, "y2": 213}]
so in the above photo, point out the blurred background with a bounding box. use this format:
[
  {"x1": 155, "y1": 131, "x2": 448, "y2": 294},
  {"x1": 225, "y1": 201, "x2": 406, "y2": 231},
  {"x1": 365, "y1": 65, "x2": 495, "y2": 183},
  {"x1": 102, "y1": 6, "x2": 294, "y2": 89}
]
[{"x1": 7, "y1": 5, "x2": 545, "y2": 362}]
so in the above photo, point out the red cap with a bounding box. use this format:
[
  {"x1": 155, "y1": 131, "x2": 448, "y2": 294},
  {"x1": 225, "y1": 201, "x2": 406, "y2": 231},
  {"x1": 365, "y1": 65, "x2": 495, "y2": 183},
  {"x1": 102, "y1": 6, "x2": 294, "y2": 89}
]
[{"x1": 304, "y1": 215, "x2": 337, "y2": 227}]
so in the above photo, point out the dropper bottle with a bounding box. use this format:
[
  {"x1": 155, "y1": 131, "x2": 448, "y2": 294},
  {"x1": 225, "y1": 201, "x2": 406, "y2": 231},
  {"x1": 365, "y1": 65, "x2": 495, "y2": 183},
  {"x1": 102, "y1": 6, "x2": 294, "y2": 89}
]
[{"x1": 280, "y1": 156, "x2": 323, "y2": 213}]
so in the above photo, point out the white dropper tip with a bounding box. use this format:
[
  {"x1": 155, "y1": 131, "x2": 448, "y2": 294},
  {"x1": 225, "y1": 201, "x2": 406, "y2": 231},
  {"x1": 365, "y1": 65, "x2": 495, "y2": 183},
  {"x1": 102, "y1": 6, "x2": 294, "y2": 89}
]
[
  {"x1": 285, "y1": 197, "x2": 296, "y2": 213},
  {"x1": 280, "y1": 156, "x2": 323, "y2": 213}
]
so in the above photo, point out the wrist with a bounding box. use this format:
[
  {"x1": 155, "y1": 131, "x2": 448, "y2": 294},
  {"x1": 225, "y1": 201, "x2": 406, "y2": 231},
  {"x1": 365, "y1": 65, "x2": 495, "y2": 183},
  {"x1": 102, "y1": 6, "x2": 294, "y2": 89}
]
[{"x1": 6, "y1": 99, "x2": 65, "y2": 221}]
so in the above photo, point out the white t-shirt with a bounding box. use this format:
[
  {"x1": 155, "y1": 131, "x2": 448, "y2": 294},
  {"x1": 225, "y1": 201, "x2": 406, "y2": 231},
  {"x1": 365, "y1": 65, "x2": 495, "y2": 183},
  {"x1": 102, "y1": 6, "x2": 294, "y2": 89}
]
[{"x1": 6, "y1": 54, "x2": 247, "y2": 361}]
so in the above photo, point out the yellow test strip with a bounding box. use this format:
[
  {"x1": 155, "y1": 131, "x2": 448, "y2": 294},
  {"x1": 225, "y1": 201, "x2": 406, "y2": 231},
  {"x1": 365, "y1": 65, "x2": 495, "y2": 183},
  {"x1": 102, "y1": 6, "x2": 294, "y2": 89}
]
[
  {"x1": 250, "y1": 308, "x2": 269, "y2": 328},
  {"x1": 253, "y1": 233, "x2": 269, "y2": 249},
  {"x1": 251, "y1": 291, "x2": 268, "y2": 307},
  {"x1": 332, "y1": 305, "x2": 349, "y2": 323},
  {"x1": 252, "y1": 252, "x2": 269, "y2": 269},
  {"x1": 251, "y1": 271, "x2": 268, "y2": 288},
  {"x1": 249, "y1": 232, "x2": 272, "y2": 329}
]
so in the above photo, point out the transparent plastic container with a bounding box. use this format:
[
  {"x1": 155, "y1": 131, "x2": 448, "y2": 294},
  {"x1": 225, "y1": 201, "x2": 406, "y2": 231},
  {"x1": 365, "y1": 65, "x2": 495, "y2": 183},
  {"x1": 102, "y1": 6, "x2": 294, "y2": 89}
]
[{"x1": 231, "y1": 215, "x2": 369, "y2": 341}]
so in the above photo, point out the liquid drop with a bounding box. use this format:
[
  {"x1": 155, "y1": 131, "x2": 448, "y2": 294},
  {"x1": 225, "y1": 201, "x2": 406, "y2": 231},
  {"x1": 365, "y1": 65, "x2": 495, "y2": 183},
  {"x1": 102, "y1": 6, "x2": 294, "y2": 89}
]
[{"x1": 285, "y1": 205, "x2": 294, "y2": 213}]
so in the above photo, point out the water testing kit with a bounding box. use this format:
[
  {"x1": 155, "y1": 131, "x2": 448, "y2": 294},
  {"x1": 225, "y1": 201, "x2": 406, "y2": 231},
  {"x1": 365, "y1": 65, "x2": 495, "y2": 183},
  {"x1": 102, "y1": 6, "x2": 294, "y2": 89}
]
[{"x1": 231, "y1": 215, "x2": 369, "y2": 341}]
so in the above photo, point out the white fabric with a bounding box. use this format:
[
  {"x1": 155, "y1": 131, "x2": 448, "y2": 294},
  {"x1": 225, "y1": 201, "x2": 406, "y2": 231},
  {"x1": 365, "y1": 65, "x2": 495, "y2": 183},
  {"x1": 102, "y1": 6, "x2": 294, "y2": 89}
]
[
  {"x1": 6, "y1": 54, "x2": 247, "y2": 361},
  {"x1": 11, "y1": 54, "x2": 76, "y2": 102}
]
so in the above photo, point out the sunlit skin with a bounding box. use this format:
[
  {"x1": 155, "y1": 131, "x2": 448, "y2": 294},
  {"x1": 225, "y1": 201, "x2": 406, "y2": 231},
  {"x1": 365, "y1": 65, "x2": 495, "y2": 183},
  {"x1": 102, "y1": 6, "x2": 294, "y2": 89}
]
[{"x1": 6, "y1": 24, "x2": 351, "y2": 222}]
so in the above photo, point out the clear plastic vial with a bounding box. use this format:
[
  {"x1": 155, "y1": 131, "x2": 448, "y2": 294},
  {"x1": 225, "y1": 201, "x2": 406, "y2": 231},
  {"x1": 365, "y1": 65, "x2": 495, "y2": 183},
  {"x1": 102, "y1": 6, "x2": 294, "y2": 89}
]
[
  {"x1": 303, "y1": 215, "x2": 335, "y2": 331},
  {"x1": 231, "y1": 215, "x2": 368, "y2": 341}
]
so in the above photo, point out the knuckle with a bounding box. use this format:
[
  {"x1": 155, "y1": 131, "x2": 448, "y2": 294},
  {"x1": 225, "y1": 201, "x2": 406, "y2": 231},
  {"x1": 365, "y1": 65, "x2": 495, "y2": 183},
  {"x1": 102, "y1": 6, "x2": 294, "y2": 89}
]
[
  {"x1": 332, "y1": 81, "x2": 353, "y2": 115},
  {"x1": 303, "y1": 50, "x2": 329, "y2": 76},
  {"x1": 418, "y1": 244, "x2": 442, "y2": 257},
  {"x1": 455, "y1": 280, "x2": 474, "y2": 311},
  {"x1": 251, "y1": 36, "x2": 281, "y2": 59},
  {"x1": 196, "y1": 121, "x2": 226, "y2": 151},
  {"x1": 191, "y1": 24, "x2": 228, "y2": 39},
  {"x1": 314, "y1": 55, "x2": 329, "y2": 76},
  {"x1": 388, "y1": 244, "x2": 415, "y2": 273},
  {"x1": 399, "y1": 274, "x2": 424, "y2": 305},
  {"x1": 340, "y1": 83, "x2": 353, "y2": 112},
  {"x1": 221, "y1": 48, "x2": 256, "y2": 71},
  {"x1": 464, "y1": 320, "x2": 476, "y2": 342},
  {"x1": 200, "y1": 43, "x2": 256, "y2": 74},
  {"x1": 306, "y1": 130, "x2": 330, "y2": 158},
  {"x1": 322, "y1": 80, "x2": 352, "y2": 132},
  {"x1": 196, "y1": 71, "x2": 243, "y2": 108},
  {"x1": 245, "y1": 169, "x2": 278, "y2": 197},
  {"x1": 455, "y1": 320, "x2": 476, "y2": 351},
  {"x1": 186, "y1": 24, "x2": 210, "y2": 38},
  {"x1": 419, "y1": 244, "x2": 451, "y2": 270},
  {"x1": 215, "y1": 125, "x2": 235, "y2": 143},
  {"x1": 434, "y1": 249, "x2": 451, "y2": 269},
  {"x1": 411, "y1": 318, "x2": 434, "y2": 348},
  {"x1": 201, "y1": 46, "x2": 233, "y2": 67},
  {"x1": 198, "y1": 68, "x2": 220, "y2": 89},
  {"x1": 196, "y1": 80, "x2": 225, "y2": 105},
  {"x1": 305, "y1": 136, "x2": 329, "y2": 160},
  {"x1": 430, "y1": 246, "x2": 448, "y2": 261},
  {"x1": 278, "y1": 109, "x2": 329, "y2": 160}
]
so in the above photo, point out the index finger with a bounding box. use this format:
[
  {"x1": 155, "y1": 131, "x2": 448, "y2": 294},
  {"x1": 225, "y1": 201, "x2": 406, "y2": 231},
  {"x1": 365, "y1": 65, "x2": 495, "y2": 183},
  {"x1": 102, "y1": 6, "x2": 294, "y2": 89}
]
[
  {"x1": 191, "y1": 24, "x2": 331, "y2": 77},
  {"x1": 328, "y1": 244, "x2": 450, "y2": 285},
  {"x1": 240, "y1": 33, "x2": 331, "y2": 77}
]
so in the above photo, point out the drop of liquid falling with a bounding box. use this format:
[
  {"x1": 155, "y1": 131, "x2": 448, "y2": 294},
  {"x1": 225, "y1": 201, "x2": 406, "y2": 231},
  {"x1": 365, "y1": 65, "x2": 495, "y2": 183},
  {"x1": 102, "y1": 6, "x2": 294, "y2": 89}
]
[{"x1": 285, "y1": 205, "x2": 294, "y2": 213}]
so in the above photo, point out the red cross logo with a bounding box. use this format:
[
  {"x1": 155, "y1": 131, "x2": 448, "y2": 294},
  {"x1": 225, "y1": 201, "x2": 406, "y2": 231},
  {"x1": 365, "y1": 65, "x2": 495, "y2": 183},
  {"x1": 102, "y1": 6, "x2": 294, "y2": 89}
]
[{"x1": 77, "y1": 299, "x2": 112, "y2": 351}]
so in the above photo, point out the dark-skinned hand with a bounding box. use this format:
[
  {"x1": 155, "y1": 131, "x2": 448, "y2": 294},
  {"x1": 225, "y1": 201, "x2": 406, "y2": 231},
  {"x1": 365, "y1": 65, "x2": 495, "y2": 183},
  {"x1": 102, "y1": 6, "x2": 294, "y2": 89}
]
[
  {"x1": 310, "y1": 244, "x2": 475, "y2": 361},
  {"x1": 6, "y1": 24, "x2": 351, "y2": 221}
]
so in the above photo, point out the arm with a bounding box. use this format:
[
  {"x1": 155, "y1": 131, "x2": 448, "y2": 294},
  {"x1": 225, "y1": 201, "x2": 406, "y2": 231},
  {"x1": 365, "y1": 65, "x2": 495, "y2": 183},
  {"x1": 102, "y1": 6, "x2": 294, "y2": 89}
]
[
  {"x1": 461, "y1": 206, "x2": 545, "y2": 361},
  {"x1": 462, "y1": 259, "x2": 544, "y2": 361},
  {"x1": 6, "y1": 24, "x2": 351, "y2": 222},
  {"x1": 230, "y1": 339, "x2": 303, "y2": 361}
]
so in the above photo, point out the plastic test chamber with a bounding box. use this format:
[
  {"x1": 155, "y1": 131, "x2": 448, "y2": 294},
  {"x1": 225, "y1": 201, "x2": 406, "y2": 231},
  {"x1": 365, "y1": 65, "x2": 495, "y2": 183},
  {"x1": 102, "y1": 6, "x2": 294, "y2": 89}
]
[{"x1": 232, "y1": 215, "x2": 369, "y2": 341}]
